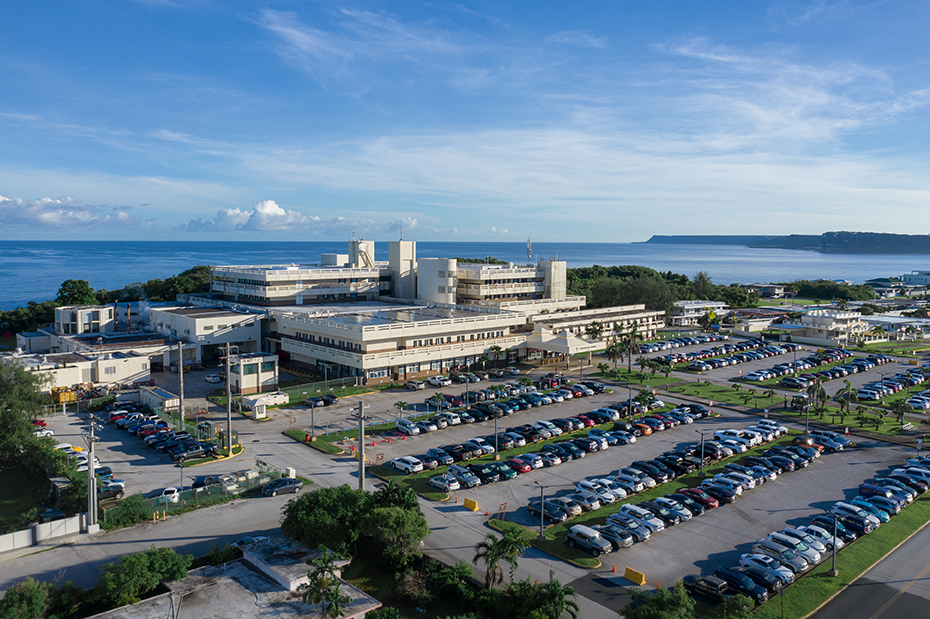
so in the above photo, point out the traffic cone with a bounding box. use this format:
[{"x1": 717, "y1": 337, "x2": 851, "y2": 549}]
[
  {"x1": 485, "y1": 509, "x2": 489, "y2": 516},
  {"x1": 386, "y1": 438, "x2": 391, "y2": 444},
  {"x1": 612, "y1": 564, "x2": 616, "y2": 573}
]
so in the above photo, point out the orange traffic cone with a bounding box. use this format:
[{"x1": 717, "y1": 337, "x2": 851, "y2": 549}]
[
  {"x1": 485, "y1": 509, "x2": 489, "y2": 516},
  {"x1": 612, "y1": 564, "x2": 616, "y2": 573},
  {"x1": 386, "y1": 438, "x2": 391, "y2": 444},
  {"x1": 454, "y1": 495, "x2": 458, "y2": 503}
]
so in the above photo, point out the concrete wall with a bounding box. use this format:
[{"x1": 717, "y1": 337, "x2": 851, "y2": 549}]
[
  {"x1": 0, "y1": 514, "x2": 85, "y2": 552},
  {"x1": 389, "y1": 240, "x2": 417, "y2": 299},
  {"x1": 417, "y1": 258, "x2": 457, "y2": 304}
]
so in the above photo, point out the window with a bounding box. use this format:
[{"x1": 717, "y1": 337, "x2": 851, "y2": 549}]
[
  {"x1": 261, "y1": 361, "x2": 276, "y2": 372},
  {"x1": 243, "y1": 363, "x2": 258, "y2": 375},
  {"x1": 437, "y1": 270, "x2": 445, "y2": 278},
  {"x1": 218, "y1": 324, "x2": 228, "y2": 330},
  {"x1": 368, "y1": 367, "x2": 389, "y2": 379},
  {"x1": 104, "y1": 366, "x2": 116, "y2": 375},
  {"x1": 408, "y1": 362, "x2": 420, "y2": 373},
  {"x1": 431, "y1": 360, "x2": 442, "y2": 370},
  {"x1": 204, "y1": 325, "x2": 214, "y2": 331},
  {"x1": 438, "y1": 286, "x2": 445, "y2": 293}
]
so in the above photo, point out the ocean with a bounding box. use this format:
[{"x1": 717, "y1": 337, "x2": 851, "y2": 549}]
[{"x1": 0, "y1": 240, "x2": 925, "y2": 311}]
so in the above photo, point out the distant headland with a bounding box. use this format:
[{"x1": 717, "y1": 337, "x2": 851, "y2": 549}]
[{"x1": 641, "y1": 231, "x2": 930, "y2": 255}]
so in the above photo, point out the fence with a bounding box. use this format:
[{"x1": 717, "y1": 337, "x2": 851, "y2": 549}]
[{"x1": 132, "y1": 468, "x2": 285, "y2": 517}]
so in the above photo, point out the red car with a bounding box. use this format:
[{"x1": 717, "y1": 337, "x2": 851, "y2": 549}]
[
  {"x1": 138, "y1": 425, "x2": 165, "y2": 438},
  {"x1": 679, "y1": 487, "x2": 720, "y2": 509},
  {"x1": 31, "y1": 419, "x2": 47, "y2": 428},
  {"x1": 573, "y1": 415, "x2": 596, "y2": 428},
  {"x1": 505, "y1": 459, "x2": 532, "y2": 474}
]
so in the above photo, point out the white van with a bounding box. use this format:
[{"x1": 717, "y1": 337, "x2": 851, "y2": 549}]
[
  {"x1": 713, "y1": 430, "x2": 752, "y2": 447},
  {"x1": 757, "y1": 419, "x2": 788, "y2": 434},
  {"x1": 618, "y1": 504, "x2": 665, "y2": 532}
]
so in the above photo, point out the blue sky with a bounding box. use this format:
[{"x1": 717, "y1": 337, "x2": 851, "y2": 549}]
[{"x1": 1, "y1": 1, "x2": 929, "y2": 241}]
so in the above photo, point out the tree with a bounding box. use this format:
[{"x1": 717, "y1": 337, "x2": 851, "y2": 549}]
[
  {"x1": 622, "y1": 581, "x2": 695, "y2": 619},
  {"x1": 362, "y1": 506, "x2": 429, "y2": 569},
  {"x1": 93, "y1": 545, "x2": 191, "y2": 607},
  {"x1": 372, "y1": 481, "x2": 420, "y2": 512},
  {"x1": 479, "y1": 354, "x2": 491, "y2": 370},
  {"x1": 585, "y1": 321, "x2": 604, "y2": 341},
  {"x1": 281, "y1": 484, "x2": 373, "y2": 555},
  {"x1": 692, "y1": 271, "x2": 716, "y2": 301},
  {"x1": 715, "y1": 594, "x2": 754, "y2": 619},
  {"x1": 300, "y1": 548, "x2": 353, "y2": 619},
  {"x1": 891, "y1": 401, "x2": 914, "y2": 426},
  {"x1": 635, "y1": 356, "x2": 650, "y2": 377},
  {"x1": 472, "y1": 530, "x2": 528, "y2": 589},
  {"x1": 489, "y1": 345, "x2": 504, "y2": 366},
  {"x1": 0, "y1": 577, "x2": 54, "y2": 619},
  {"x1": 0, "y1": 360, "x2": 51, "y2": 463},
  {"x1": 56, "y1": 279, "x2": 98, "y2": 305},
  {"x1": 534, "y1": 578, "x2": 580, "y2": 619},
  {"x1": 605, "y1": 342, "x2": 623, "y2": 369},
  {"x1": 394, "y1": 401, "x2": 408, "y2": 415}
]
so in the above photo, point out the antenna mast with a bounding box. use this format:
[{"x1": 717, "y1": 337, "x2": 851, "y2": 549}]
[{"x1": 527, "y1": 237, "x2": 532, "y2": 265}]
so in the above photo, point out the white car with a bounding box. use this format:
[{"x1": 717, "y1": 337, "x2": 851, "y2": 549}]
[
  {"x1": 465, "y1": 437, "x2": 496, "y2": 455},
  {"x1": 204, "y1": 374, "x2": 222, "y2": 383},
  {"x1": 429, "y1": 474, "x2": 460, "y2": 492},
  {"x1": 390, "y1": 456, "x2": 424, "y2": 474},
  {"x1": 146, "y1": 487, "x2": 180, "y2": 503},
  {"x1": 575, "y1": 481, "x2": 616, "y2": 504},
  {"x1": 427, "y1": 375, "x2": 452, "y2": 387},
  {"x1": 395, "y1": 419, "x2": 420, "y2": 436},
  {"x1": 739, "y1": 553, "x2": 795, "y2": 584},
  {"x1": 34, "y1": 428, "x2": 55, "y2": 438},
  {"x1": 405, "y1": 380, "x2": 426, "y2": 391},
  {"x1": 654, "y1": 497, "x2": 692, "y2": 521},
  {"x1": 504, "y1": 366, "x2": 520, "y2": 376},
  {"x1": 832, "y1": 502, "x2": 881, "y2": 527},
  {"x1": 610, "y1": 431, "x2": 636, "y2": 444},
  {"x1": 566, "y1": 491, "x2": 602, "y2": 511},
  {"x1": 535, "y1": 420, "x2": 562, "y2": 436}
]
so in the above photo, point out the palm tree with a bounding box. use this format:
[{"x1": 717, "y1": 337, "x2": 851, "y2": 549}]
[
  {"x1": 489, "y1": 345, "x2": 503, "y2": 367},
  {"x1": 605, "y1": 342, "x2": 623, "y2": 369},
  {"x1": 597, "y1": 362, "x2": 610, "y2": 375},
  {"x1": 867, "y1": 325, "x2": 887, "y2": 340},
  {"x1": 473, "y1": 531, "x2": 528, "y2": 589},
  {"x1": 479, "y1": 354, "x2": 490, "y2": 371},
  {"x1": 891, "y1": 401, "x2": 914, "y2": 426},
  {"x1": 834, "y1": 380, "x2": 855, "y2": 416},
  {"x1": 394, "y1": 401, "x2": 408, "y2": 415},
  {"x1": 585, "y1": 321, "x2": 604, "y2": 341},
  {"x1": 429, "y1": 392, "x2": 446, "y2": 412},
  {"x1": 635, "y1": 355, "x2": 650, "y2": 377},
  {"x1": 299, "y1": 548, "x2": 352, "y2": 619},
  {"x1": 535, "y1": 579, "x2": 580, "y2": 619},
  {"x1": 763, "y1": 388, "x2": 777, "y2": 405},
  {"x1": 518, "y1": 376, "x2": 533, "y2": 388}
]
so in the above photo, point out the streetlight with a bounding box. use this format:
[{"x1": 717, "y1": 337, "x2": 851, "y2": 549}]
[
  {"x1": 695, "y1": 429, "x2": 707, "y2": 477},
  {"x1": 805, "y1": 397, "x2": 810, "y2": 434},
  {"x1": 534, "y1": 481, "x2": 546, "y2": 541},
  {"x1": 825, "y1": 510, "x2": 839, "y2": 577}
]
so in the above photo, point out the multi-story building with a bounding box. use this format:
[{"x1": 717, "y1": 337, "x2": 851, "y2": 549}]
[
  {"x1": 903, "y1": 270, "x2": 930, "y2": 286},
  {"x1": 529, "y1": 304, "x2": 665, "y2": 340},
  {"x1": 1, "y1": 350, "x2": 151, "y2": 393},
  {"x1": 779, "y1": 309, "x2": 871, "y2": 347},
  {"x1": 271, "y1": 302, "x2": 528, "y2": 385},
  {"x1": 150, "y1": 306, "x2": 262, "y2": 364},
  {"x1": 668, "y1": 300, "x2": 729, "y2": 327},
  {"x1": 455, "y1": 260, "x2": 566, "y2": 304}
]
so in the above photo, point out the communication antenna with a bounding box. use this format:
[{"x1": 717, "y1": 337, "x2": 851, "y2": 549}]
[{"x1": 527, "y1": 237, "x2": 532, "y2": 265}]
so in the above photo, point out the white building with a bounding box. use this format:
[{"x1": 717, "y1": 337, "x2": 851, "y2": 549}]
[
  {"x1": 1, "y1": 351, "x2": 151, "y2": 393},
  {"x1": 778, "y1": 309, "x2": 872, "y2": 347},
  {"x1": 229, "y1": 352, "x2": 279, "y2": 395},
  {"x1": 150, "y1": 306, "x2": 262, "y2": 364},
  {"x1": 668, "y1": 300, "x2": 729, "y2": 327},
  {"x1": 903, "y1": 270, "x2": 930, "y2": 286},
  {"x1": 272, "y1": 302, "x2": 527, "y2": 385}
]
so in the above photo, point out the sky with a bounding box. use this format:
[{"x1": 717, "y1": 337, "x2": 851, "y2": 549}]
[{"x1": 1, "y1": 1, "x2": 929, "y2": 242}]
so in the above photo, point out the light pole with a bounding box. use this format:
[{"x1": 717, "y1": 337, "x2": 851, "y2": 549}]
[
  {"x1": 695, "y1": 429, "x2": 707, "y2": 477},
  {"x1": 494, "y1": 413, "x2": 499, "y2": 460},
  {"x1": 309, "y1": 400, "x2": 316, "y2": 441},
  {"x1": 805, "y1": 398, "x2": 811, "y2": 434},
  {"x1": 826, "y1": 510, "x2": 839, "y2": 577},
  {"x1": 324, "y1": 365, "x2": 329, "y2": 396},
  {"x1": 83, "y1": 414, "x2": 101, "y2": 528},
  {"x1": 221, "y1": 343, "x2": 239, "y2": 457},
  {"x1": 534, "y1": 481, "x2": 546, "y2": 541}
]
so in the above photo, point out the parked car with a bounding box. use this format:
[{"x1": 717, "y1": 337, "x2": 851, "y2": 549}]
[
  {"x1": 527, "y1": 500, "x2": 569, "y2": 524},
  {"x1": 565, "y1": 525, "x2": 613, "y2": 557},
  {"x1": 429, "y1": 474, "x2": 460, "y2": 492},
  {"x1": 390, "y1": 456, "x2": 424, "y2": 474},
  {"x1": 262, "y1": 478, "x2": 303, "y2": 497}
]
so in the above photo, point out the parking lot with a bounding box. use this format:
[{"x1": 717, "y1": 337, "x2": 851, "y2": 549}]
[{"x1": 371, "y1": 390, "x2": 915, "y2": 591}]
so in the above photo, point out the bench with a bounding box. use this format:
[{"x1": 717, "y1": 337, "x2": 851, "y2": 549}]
[{"x1": 902, "y1": 423, "x2": 914, "y2": 431}]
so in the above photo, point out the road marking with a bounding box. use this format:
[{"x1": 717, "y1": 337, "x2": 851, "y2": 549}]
[{"x1": 868, "y1": 560, "x2": 930, "y2": 619}]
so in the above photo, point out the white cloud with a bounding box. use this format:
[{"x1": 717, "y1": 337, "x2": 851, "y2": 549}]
[
  {"x1": 545, "y1": 30, "x2": 607, "y2": 49},
  {"x1": 0, "y1": 195, "x2": 155, "y2": 231},
  {"x1": 177, "y1": 200, "x2": 319, "y2": 233}
]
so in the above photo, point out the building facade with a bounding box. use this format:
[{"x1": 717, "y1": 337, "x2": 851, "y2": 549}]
[{"x1": 668, "y1": 300, "x2": 729, "y2": 327}]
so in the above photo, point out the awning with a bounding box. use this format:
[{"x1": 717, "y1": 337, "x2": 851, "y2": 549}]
[{"x1": 522, "y1": 331, "x2": 603, "y2": 356}]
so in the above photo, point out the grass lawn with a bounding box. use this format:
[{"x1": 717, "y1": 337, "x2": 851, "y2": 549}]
[
  {"x1": 854, "y1": 341, "x2": 930, "y2": 356},
  {"x1": 666, "y1": 381, "x2": 783, "y2": 408},
  {"x1": 592, "y1": 369, "x2": 681, "y2": 388},
  {"x1": 754, "y1": 492, "x2": 930, "y2": 619},
  {"x1": 0, "y1": 466, "x2": 48, "y2": 530},
  {"x1": 282, "y1": 430, "x2": 345, "y2": 455}
]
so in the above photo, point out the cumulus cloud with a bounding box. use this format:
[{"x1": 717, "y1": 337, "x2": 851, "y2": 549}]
[
  {"x1": 0, "y1": 195, "x2": 155, "y2": 231},
  {"x1": 177, "y1": 199, "x2": 319, "y2": 232}
]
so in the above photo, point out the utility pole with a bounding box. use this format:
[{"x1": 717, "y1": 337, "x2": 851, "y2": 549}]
[
  {"x1": 177, "y1": 341, "x2": 185, "y2": 432},
  {"x1": 351, "y1": 401, "x2": 371, "y2": 491},
  {"x1": 84, "y1": 413, "x2": 100, "y2": 527},
  {"x1": 222, "y1": 343, "x2": 238, "y2": 457}
]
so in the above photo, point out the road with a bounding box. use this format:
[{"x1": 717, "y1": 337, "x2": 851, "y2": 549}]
[{"x1": 812, "y1": 516, "x2": 930, "y2": 619}]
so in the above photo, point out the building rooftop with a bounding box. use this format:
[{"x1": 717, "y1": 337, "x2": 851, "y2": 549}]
[
  {"x1": 87, "y1": 539, "x2": 379, "y2": 619},
  {"x1": 158, "y1": 307, "x2": 255, "y2": 319}
]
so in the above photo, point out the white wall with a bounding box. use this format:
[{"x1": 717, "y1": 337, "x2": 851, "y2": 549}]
[{"x1": 417, "y1": 258, "x2": 457, "y2": 304}]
